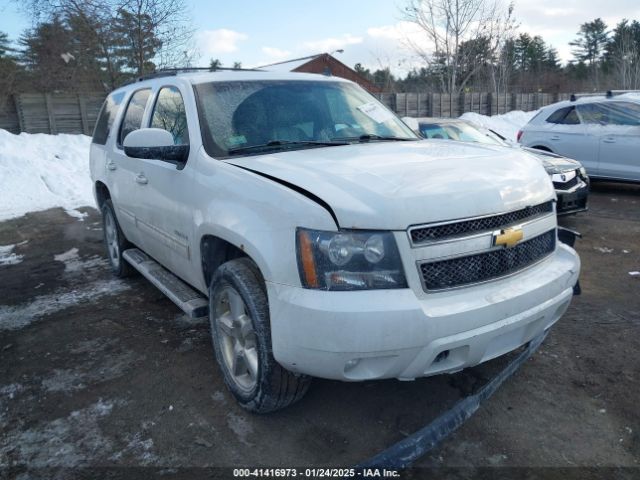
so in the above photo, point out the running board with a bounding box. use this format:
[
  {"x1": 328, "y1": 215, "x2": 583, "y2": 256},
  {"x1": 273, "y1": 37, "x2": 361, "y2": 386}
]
[{"x1": 122, "y1": 248, "x2": 208, "y2": 318}]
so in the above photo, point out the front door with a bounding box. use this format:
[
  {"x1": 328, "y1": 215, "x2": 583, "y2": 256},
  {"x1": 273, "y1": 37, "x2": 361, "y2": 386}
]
[{"x1": 131, "y1": 85, "x2": 197, "y2": 284}]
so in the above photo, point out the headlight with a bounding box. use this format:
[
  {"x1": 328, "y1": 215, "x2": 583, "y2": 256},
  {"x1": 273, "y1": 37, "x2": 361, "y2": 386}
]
[
  {"x1": 296, "y1": 228, "x2": 407, "y2": 290},
  {"x1": 579, "y1": 167, "x2": 588, "y2": 179}
]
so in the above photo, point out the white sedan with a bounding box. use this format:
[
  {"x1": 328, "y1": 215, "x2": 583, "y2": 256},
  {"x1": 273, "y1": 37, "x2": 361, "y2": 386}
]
[{"x1": 518, "y1": 96, "x2": 640, "y2": 182}]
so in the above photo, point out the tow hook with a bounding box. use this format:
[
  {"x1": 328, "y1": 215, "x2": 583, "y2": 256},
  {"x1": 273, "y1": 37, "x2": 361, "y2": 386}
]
[{"x1": 558, "y1": 227, "x2": 582, "y2": 295}]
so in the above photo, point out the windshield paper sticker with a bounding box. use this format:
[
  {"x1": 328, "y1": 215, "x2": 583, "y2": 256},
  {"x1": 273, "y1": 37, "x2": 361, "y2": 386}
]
[{"x1": 357, "y1": 101, "x2": 395, "y2": 124}]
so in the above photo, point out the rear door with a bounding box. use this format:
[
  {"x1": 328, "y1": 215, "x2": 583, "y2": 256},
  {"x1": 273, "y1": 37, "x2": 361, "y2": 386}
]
[
  {"x1": 107, "y1": 88, "x2": 152, "y2": 246},
  {"x1": 578, "y1": 101, "x2": 640, "y2": 181},
  {"x1": 545, "y1": 106, "x2": 600, "y2": 174}
]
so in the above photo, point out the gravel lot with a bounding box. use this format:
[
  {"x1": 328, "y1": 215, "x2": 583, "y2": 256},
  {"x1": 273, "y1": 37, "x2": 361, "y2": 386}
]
[{"x1": 1, "y1": 183, "x2": 639, "y2": 477}]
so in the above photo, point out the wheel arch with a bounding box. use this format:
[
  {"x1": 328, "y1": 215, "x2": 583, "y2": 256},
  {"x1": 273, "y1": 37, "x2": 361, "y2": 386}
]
[
  {"x1": 94, "y1": 181, "x2": 111, "y2": 208},
  {"x1": 200, "y1": 234, "x2": 260, "y2": 289}
]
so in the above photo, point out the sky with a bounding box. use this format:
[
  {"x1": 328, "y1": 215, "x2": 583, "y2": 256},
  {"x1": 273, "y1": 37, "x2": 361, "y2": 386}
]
[{"x1": 2, "y1": 0, "x2": 640, "y2": 76}]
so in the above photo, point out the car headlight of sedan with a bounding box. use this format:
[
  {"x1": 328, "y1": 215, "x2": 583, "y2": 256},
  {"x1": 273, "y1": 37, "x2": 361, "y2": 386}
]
[
  {"x1": 296, "y1": 228, "x2": 407, "y2": 290},
  {"x1": 579, "y1": 167, "x2": 588, "y2": 179}
]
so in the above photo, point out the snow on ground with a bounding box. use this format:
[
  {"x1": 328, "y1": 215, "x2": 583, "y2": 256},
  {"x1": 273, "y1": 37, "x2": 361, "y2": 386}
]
[
  {"x1": 0, "y1": 129, "x2": 94, "y2": 222},
  {"x1": 0, "y1": 243, "x2": 24, "y2": 266}
]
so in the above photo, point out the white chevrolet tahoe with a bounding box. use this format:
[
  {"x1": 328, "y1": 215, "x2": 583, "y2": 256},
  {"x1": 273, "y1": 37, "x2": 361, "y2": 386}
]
[{"x1": 90, "y1": 70, "x2": 580, "y2": 413}]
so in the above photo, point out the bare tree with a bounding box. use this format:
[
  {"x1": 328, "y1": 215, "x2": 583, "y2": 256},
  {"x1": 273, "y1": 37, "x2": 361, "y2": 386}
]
[
  {"x1": 403, "y1": 0, "x2": 516, "y2": 94},
  {"x1": 607, "y1": 20, "x2": 640, "y2": 90}
]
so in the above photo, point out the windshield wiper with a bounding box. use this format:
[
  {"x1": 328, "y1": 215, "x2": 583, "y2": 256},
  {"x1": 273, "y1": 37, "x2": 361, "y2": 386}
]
[
  {"x1": 334, "y1": 134, "x2": 414, "y2": 143},
  {"x1": 228, "y1": 139, "x2": 349, "y2": 155}
]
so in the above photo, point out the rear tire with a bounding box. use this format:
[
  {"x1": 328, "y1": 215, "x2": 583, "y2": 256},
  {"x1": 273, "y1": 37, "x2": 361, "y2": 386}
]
[
  {"x1": 101, "y1": 199, "x2": 135, "y2": 278},
  {"x1": 209, "y1": 258, "x2": 311, "y2": 413}
]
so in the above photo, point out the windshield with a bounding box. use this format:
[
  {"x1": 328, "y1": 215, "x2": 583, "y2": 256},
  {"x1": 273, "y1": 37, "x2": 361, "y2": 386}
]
[
  {"x1": 194, "y1": 80, "x2": 417, "y2": 157},
  {"x1": 419, "y1": 122, "x2": 506, "y2": 146}
]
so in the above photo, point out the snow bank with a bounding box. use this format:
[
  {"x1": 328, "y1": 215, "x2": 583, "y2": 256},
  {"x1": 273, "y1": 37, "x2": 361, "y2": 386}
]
[
  {"x1": 459, "y1": 110, "x2": 539, "y2": 142},
  {"x1": 0, "y1": 130, "x2": 94, "y2": 221}
]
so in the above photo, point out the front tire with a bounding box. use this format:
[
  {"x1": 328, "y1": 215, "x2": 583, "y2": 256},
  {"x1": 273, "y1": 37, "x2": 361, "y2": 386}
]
[
  {"x1": 209, "y1": 258, "x2": 311, "y2": 413},
  {"x1": 101, "y1": 199, "x2": 135, "y2": 278}
]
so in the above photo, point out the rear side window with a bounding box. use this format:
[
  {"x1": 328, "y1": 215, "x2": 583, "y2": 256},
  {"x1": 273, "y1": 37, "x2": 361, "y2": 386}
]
[
  {"x1": 546, "y1": 107, "x2": 579, "y2": 125},
  {"x1": 92, "y1": 92, "x2": 125, "y2": 145},
  {"x1": 578, "y1": 102, "x2": 640, "y2": 126},
  {"x1": 118, "y1": 89, "x2": 151, "y2": 146},
  {"x1": 150, "y1": 87, "x2": 190, "y2": 145}
]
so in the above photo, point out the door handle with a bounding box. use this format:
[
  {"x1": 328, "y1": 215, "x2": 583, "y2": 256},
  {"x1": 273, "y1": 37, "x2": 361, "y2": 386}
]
[
  {"x1": 603, "y1": 137, "x2": 616, "y2": 143},
  {"x1": 106, "y1": 160, "x2": 117, "y2": 171},
  {"x1": 135, "y1": 173, "x2": 148, "y2": 185},
  {"x1": 550, "y1": 135, "x2": 560, "y2": 141}
]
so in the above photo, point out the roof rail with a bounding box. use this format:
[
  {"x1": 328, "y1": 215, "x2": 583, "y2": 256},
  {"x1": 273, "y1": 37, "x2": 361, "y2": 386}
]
[
  {"x1": 118, "y1": 66, "x2": 263, "y2": 87},
  {"x1": 569, "y1": 89, "x2": 640, "y2": 102}
]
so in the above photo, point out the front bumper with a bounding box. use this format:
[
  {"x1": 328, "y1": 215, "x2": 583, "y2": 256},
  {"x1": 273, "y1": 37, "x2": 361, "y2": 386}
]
[
  {"x1": 267, "y1": 244, "x2": 580, "y2": 381},
  {"x1": 556, "y1": 182, "x2": 589, "y2": 216}
]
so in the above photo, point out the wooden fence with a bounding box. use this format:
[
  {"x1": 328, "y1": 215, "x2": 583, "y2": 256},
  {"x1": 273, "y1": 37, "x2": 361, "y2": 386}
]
[
  {"x1": 0, "y1": 91, "x2": 575, "y2": 136},
  {"x1": 375, "y1": 92, "x2": 574, "y2": 118},
  {"x1": 0, "y1": 93, "x2": 106, "y2": 135}
]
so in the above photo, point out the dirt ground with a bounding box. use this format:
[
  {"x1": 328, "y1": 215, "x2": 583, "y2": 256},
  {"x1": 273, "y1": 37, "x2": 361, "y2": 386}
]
[{"x1": 1, "y1": 183, "x2": 639, "y2": 478}]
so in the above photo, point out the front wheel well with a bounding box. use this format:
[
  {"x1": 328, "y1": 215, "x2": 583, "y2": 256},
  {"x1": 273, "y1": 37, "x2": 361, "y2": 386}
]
[{"x1": 201, "y1": 235, "x2": 251, "y2": 288}]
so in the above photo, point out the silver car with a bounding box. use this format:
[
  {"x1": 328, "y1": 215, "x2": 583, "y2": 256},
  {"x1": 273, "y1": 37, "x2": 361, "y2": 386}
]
[{"x1": 518, "y1": 96, "x2": 640, "y2": 182}]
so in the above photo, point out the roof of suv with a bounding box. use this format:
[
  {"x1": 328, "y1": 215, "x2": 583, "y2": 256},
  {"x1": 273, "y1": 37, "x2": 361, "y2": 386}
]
[{"x1": 120, "y1": 70, "x2": 351, "y2": 89}]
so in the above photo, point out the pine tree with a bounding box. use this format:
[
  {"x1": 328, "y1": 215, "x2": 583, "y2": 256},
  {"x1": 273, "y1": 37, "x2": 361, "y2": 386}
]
[
  {"x1": 570, "y1": 18, "x2": 609, "y2": 88},
  {"x1": 111, "y1": 8, "x2": 162, "y2": 77},
  {"x1": 19, "y1": 17, "x2": 75, "y2": 91},
  {"x1": 0, "y1": 31, "x2": 20, "y2": 97}
]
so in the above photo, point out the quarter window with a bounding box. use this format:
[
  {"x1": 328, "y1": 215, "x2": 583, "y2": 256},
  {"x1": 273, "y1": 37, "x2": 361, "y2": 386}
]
[
  {"x1": 150, "y1": 87, "x2": 190, "y2": 145},
  {"x1": 118, "y1": 89, "x2": 151, "y2": 146},
  {"x1": 92, "y1": 91, "x2": 125, "y2": 145},
  {"x1": 546, "y1": 106, "x2": 580, "y2": 125}
]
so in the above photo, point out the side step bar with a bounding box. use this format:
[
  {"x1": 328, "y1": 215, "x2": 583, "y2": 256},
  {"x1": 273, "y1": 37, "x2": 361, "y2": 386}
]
[{"x1": 122, "y1": 248, "x2": 208, "y2": 318}]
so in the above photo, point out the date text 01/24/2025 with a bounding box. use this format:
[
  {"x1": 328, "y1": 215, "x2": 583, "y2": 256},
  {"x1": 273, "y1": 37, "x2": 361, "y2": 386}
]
[{"x1": 233, "y1": 468, "x2": 400, "y2": 478}]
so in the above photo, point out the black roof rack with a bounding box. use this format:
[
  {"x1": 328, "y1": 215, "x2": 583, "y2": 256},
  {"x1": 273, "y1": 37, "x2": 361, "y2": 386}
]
[
  {"x1": 569, "y1": 89, "x2": 640, "y2": 102},
  {"x1": 119, "y1": 67, "x2": 262, "y2": 87}
]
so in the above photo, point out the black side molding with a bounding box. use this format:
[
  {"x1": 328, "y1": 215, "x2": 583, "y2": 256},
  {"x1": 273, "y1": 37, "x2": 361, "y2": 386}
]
[{"x1": 229, "y1": 164, "x2": 340, "y2": 228}]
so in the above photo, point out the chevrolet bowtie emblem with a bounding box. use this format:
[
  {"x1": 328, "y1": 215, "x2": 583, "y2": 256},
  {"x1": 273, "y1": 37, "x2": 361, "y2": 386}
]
[{"x1": 493, "y1": 227, "x2": 524, "y2": 248}]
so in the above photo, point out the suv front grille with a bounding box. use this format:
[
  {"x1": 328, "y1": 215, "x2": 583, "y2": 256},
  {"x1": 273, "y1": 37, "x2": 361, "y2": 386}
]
[
  {"x1": 419, "y1": 229, "x2": 556, "y2": 291},
  {"x1": 410, "y1": 201, "x2": 554, "y2": 244},
  {"x1": 553, "y1": 175, "x2": 579, "y2": 190}
]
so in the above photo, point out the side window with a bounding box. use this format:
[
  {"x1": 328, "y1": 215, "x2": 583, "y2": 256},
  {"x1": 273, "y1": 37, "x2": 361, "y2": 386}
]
[
  {"x1": 92, "y1": 91, "x2": 125, "y2": 145},
  {"x1": 562, "y1": 108, "x2": 580, "y2": 125},
  {"x1": 150, "y1": 86, "x2": 190, "y2": 145},
  {"x1": 118, "y1": 89, "x2": 151, "y2": 146},
  {"x1": 546, "y1": 107, "x2": 579, "y2": 125},
  {"x1": 597, "y1": 102, "x2": 640, "y2": 126},
  {"x1": 577, "y1": 104, "x2": 608, "y2": 125}
]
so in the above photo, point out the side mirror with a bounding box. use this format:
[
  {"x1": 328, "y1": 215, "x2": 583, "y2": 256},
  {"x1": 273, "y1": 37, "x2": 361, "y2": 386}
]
[{"x1": 123, "y1": 128, "x2": 189, "y2": 164}]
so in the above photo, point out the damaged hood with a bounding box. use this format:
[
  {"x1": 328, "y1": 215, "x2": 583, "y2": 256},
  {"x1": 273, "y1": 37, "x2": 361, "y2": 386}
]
[
  {"x1": 521, "y1": 147, "x2": 582, "y2": 174},
  {"x1": 224, "y1": 140, "x2": 555, "y2": 230}
]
